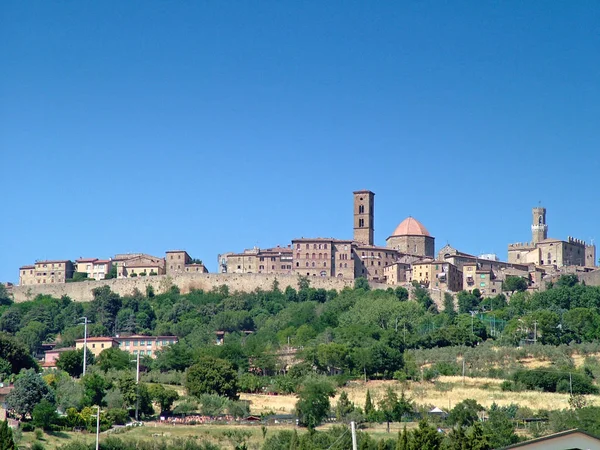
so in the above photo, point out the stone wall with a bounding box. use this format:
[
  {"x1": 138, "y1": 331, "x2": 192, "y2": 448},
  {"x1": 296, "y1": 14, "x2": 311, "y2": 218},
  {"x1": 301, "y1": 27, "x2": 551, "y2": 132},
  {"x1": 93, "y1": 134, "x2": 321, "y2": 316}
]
[
  {"x1": 9, "y1": 272, "x2": 451, "y2": 307},
  {"x1": 10, "y1": 273, "x2": 357, "y2": 303}
]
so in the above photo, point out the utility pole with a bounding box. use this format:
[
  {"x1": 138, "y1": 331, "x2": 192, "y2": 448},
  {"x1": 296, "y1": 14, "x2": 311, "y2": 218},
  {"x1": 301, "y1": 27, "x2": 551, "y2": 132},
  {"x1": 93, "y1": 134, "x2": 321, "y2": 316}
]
[
  {"x1": 351, "y1": 421, "x2": 358, "y2": 450},
  {"x1": 95, "y1": 405, "x2": 100, "y2": 450},
  {"x1": 533, "y1": 321, "x2": 538, "y2": 344},
  {"x1": 80, "y1": 317, "x2": 89, "y2": 377},
  {"x1": 135, "y1": 352, "x2": 140, "y2": 421},
  {"x1": 462, "y1": 358, "x2": 466, "y2": 385},
  {"x1": 569, "y1": 373, "x2": 573, "y2": 396}
]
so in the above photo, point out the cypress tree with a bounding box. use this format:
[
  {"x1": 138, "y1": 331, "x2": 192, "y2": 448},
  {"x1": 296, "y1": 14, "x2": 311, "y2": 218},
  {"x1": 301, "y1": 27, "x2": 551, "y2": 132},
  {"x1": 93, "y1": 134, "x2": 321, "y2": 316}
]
[
  {"x1": 364, "y1": 389, "x2": 375, "y2": 420},
  {"x1": 0, "y1": 420, "x2": 16, "y2": 450}
]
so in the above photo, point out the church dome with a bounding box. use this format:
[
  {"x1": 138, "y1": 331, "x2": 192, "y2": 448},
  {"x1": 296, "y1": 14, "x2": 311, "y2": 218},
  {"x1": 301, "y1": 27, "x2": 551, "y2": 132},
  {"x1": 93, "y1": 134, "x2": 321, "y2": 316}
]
[{"x1": 391, "y1": 217, "x2": 431, "y2": 237}]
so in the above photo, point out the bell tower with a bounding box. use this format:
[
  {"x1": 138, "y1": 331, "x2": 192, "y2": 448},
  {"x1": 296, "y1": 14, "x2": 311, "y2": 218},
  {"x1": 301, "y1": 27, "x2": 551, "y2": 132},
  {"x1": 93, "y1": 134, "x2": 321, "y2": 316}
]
[
  {"x1": 353, "y1": 190, "x2": 374, "y2": 245},
  {"x1": 532, "y1": 206, "x2": 548, "y2": 245}
]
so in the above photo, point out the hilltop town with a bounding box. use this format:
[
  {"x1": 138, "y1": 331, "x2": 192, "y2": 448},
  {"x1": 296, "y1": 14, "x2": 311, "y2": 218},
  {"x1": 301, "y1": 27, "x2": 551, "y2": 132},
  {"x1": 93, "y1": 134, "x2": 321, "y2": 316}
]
[{"x1": 9, "y1": 190, "x2": 599, "y2": 300}]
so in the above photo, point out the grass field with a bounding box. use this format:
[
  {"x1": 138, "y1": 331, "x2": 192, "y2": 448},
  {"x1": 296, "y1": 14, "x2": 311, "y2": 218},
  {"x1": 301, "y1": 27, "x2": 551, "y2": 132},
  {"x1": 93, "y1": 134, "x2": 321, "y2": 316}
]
[
  {"x1": 241, "y1": 376, "x2": 600, "y2": 415},
  {"x1": 18, "y1": 372, "x2": 600, "y2": 449}
]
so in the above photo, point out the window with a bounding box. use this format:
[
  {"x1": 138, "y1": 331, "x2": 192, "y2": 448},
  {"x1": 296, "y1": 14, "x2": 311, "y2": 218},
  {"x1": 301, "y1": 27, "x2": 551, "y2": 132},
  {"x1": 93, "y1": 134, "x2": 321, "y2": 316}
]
[
  {"x1": 312, "y1": 253, "x2": 316, "y2": 259},
  {"x1": 313, "y1": 244, "x2": 317, "y2": 249},
  {"x1": 147, "y1": 350, "x2": 152, "y2": 356},
  {"x1": 296, "y1": 262, "x2": 300, "y2": 267},
  {"x1": 359, "y1": 204, "x2": 364, "y2": 214},
  {"x1": 480, "y1": 282, "x2": 486, "y2": 287},
  {"x1": 306, "y1": 262, "x2": 309, "y2": 267},
  {"x1": 133, "y1": 350, "x2": 138, "y2": 355},
  {"x1": 92, "y1": 344, "x2": 96, "y2": 348},
  {"x1": 101, "y1": 343, "x2": 105, "y2": 348},
  {"x1": 344, "y1": 263, "x2": 347, "y2": 268},
  {"x1": 312, "y1": 262, "x2": 315, "y2": 267},
  {"x1": 359, "y1": 218, "x2": 364, "y2": 227},
  {"x1": 324, "y1": 262, "x2": 327, "y2": 267},
  {"x1": 140, "y1": 340, "x2": 145, "y2": 346},
  {"x1": 340, "y1": 263, "x2": 343, "y2": 268},
  {"x1": 481, "y1": 274, "x2": 485, "y2": 279},
  {"x1": 296, "y1": 244, "x2": 300, "y2": 249},
  {"x1": 306, "y1": 244, "x2": 309, "y2": 249},
  {"x1": 272, "y1": 265, "x2": 275, "y2": 269},
  {"x1": 324, "y1": 244, "x2": 328, "y2": 249}
]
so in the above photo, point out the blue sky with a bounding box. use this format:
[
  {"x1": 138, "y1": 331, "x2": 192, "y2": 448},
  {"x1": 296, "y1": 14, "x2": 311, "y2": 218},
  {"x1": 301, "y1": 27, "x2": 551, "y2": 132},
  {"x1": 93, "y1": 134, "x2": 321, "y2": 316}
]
[{"x1": 1, "y1": 1, "x2": 599, "y2": 283}]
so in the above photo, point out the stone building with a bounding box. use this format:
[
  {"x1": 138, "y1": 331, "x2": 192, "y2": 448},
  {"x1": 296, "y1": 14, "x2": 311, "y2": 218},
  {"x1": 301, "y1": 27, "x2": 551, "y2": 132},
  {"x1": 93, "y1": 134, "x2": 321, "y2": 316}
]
[
  {"x1": 75, "y1": 258, "x2": 112, "y2": 280},
  {"x1": 113, "y1": 253, "x2": 166, "y2": 278},
  {"x1": 352, "y1": 244, "x2": 401, "y2": 281},
  {"x1": 222, "y1": 246, "x2": 293, "y2": 275},
  {"x1": 165, "y1": 250, "x2": 208, "y2": 275},
  {"x1": 18, "y1": 260, "x2": 75, "y2": 285},
  {"x1": 410, "y1": 259, "x2": 463, "y2": 292},
  {"x1": 507, "y1": 207, "x2": 596, "y2": 268},
  {"x1": 292, "y1": 238, "x2": 355, "y2": 278},
  {"x1": 386, "y1": 217, "x2": 435, "y2": 258}
]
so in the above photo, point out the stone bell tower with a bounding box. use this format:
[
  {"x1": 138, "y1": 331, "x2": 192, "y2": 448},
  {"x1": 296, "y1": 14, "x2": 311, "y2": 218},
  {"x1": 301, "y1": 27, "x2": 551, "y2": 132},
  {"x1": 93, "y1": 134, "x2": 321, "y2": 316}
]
[
  {"x1": 353, "y1": 190, "x2": 374, "y2": 245},
  {"x1": 532, "y1": 206, "x2": 548, "y2": 245}
]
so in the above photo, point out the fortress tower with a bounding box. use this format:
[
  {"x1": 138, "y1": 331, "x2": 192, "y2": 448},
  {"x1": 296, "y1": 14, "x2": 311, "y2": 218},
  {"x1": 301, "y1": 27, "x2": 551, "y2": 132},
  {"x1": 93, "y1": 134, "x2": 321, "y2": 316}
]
[
  {"x1": 353, "y1": 190, "x2": 374, "y2": 245},
  {"x1": 531, "y1": 207, "x2": 548, "y2": 245}
]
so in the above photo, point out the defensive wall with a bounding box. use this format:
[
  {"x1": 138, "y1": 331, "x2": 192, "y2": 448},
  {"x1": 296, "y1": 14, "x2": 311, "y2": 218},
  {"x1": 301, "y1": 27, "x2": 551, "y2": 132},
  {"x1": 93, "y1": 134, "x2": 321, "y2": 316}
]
[{"x1": 9, "y1": 272, "x2": 452, "y2": 306}]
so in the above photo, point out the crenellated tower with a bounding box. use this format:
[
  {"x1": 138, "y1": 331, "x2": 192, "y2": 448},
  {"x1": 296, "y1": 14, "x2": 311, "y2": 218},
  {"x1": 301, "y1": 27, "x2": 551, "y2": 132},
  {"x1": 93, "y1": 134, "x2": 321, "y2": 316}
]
[{"x1": 531, "y1": 207, "x2": 548, "y2": 245}]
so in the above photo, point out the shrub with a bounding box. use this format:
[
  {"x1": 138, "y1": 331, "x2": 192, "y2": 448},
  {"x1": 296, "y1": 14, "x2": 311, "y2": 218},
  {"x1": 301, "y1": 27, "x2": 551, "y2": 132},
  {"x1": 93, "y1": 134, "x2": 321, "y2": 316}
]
[{"x1": 513, "y1": 369, "x2": 598, "y2": 395}]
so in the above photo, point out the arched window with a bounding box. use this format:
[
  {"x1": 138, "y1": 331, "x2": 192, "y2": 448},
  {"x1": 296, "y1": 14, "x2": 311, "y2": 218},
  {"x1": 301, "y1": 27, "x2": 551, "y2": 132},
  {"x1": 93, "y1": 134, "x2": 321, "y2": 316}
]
[
  {"x1": 359, "y1": 218, "x2": 364, "y2": 227},
  {"x1": 359, "y1": 204, "x2": 364, "y2": 214},
  {"x1": 306, "y1": 253, "x2": 309, "y2": 259},
  {"x1": 306, "y1": 262, "x2": 309, "y2": 267},
  {"x1": 312, "y1": 262, "x2": 315, "y2": 267},
  {"x1": 344, "y1": 263, "x2": 347, "y2": 268},
  {"x1": 548, "y1": 252, "x2": 552, "y2": 261},
  {"x1": 312, "y1": 253, "x2": 316, "y2": 259},
  {"x1": 319, "y1": 253, "x2": 322, "y2": 259},
  {"x1": 340, "y1": 263, "x2": 343, "y2": 268},
  {"x1": 539, "y1": 216, "x2": 543, "y2": 224},
  {"x1": 324, "y1": 262, "x2": 327, "y2": 267}
]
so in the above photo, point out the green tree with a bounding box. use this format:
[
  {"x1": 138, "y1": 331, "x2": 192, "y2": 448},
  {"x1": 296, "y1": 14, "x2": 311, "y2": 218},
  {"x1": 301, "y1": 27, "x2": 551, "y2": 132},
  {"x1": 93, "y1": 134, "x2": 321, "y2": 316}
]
[
  {"x1": 409, "y1": 419, "x2": 442, "y2": 450},
  {"x1": 447, "y1": 399, "x2": 484, "y2": 428},
  {"x1": 394, "y1": 287, "x2": 409, "y2": 301},
  {"x1": 6, "y1": 369, "x2": 55, "y2": 419},
  {"x1": 502, "y1": 276, "x2": 528, "y2": 294},
  {"x1": 443, "y1": 293, "x2": 456, "y2": 321},
  {"x1": 0, "y1": 285, "x2": 12, "y2": 307},
  {"x1": 149, "y1": 384, "x2": 180, "y2": 414},
  {"x1": 55, "y1": 376, "x2": 85, "y2": 411},
  {"x1": 89, "y1": 286, "x2": 122, "y2": 333},
  {"x1": 354, "y1": 277, "x2": 371, "y2": 291},
  {"x1": 32, "y1": 399, "x2": 58, "y2": 431},
  {"x1": 186, "y1": 357, "x2": 239, "y2": 400},
  {"x1": 483, "y1": 405, "x2": 518, "y2": 448},
  {"x1": 0, "y1": 419, "x2": 16, "y2": 450},
  {"x1": 396, "y1": 425, "x2": 409, "y2": 450},
  {"x1": 82, "y1": 373, "x2": 111, "y2": 407},
  {"x1": 335, "y1": 391, "x2": 355, "y2": 422},
  {"x1": 15, "y1": 321, "x2": 47, "y2": 355},
  {"x1": 295, "y1": 377, "x2": 335, "y2": 430},
  {"x1": 379, "y1": 387, "x2": 400, "y2": 432},
  {"x1": 95, "y1": 347, "x2": 131, "y2": 372},
  {"x1": 0, "y1": 332, "x2": 39, "y2": 375},
  {"x1": 56, "y1": 348, "x2": 95, "y2": 377},
  {"x1": 364, "y1": 389, "x2": 375, "y2": 421}
]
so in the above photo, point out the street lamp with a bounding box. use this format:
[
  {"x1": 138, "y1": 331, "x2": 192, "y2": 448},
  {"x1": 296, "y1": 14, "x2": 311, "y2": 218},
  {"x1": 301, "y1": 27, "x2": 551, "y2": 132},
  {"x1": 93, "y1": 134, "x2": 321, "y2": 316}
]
[
  {"x1": 469, "y1": 310, "x2": 477, "y2": 335},
  {"x1": 131, "y1": 351, "x2": 140, "y2": 421},
  {"x1": 91, "y1": 405, "x2": 101, "y2": 450},
  {"x1": 78, "y1": 317, "x2": 91, "y2": 376}
]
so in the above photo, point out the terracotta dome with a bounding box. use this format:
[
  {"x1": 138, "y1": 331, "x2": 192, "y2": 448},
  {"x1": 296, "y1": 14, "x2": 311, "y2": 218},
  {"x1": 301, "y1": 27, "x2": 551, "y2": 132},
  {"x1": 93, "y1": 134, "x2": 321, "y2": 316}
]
[{"x1": 391, "y1": 217, "x2": 431, "y2": 237}]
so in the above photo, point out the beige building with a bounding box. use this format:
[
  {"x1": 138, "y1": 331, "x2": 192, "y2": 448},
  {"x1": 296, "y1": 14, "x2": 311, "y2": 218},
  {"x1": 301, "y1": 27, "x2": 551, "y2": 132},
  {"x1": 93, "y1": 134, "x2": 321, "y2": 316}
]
[
  {"x1": 386, "y1": 217, "x2": 435, "y2": 258},
  {"x1": 222, "y1": 246, "x2": 293, "y2": 275},
  {"x1": 411, "y1": 259, "x2": 463, "y2": 292},
  {"x1": 165, "y1": 250, "x2": 208, "y2": 275},
  {"x1": 353, "y1": 244, "x2": 400, "y2": 281},
  {"x1": 383, "y1": 261, "x2": 411, "y2": 285},
  {"x1": 75, "y1": 258, "x2": 112, "y2": 280},
  {"x1": 75, "y1": 337, "x2": 121, "y2": 357},
  {"x1": 463, "y1": 264, "x2": 503, "y2": 297},
  {"x1": 508, "y1": 207, "x2": 596, "y2": 268},
  {"x1": 292, "y1": 238, "x2": 355, "y2": 278},
  {"x1": 113, "y1": 253, "x2": 166, "y2": 278},
  {"x1": 19, "y1": 260, "x2": 75, "y2": 286},
  {"x1": 119, "y1": 335, "x2": 179, "y2": 358}
]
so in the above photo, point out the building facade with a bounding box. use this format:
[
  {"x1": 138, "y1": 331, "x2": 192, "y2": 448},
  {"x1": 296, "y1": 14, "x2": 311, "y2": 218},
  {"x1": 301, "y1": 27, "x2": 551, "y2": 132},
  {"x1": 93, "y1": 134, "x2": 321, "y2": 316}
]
[
  {"x1": 292, "y1": 239, "x2": 355, "y2": 278},
  {"x1": 75, "y1": 258, "x2": 113, "y2": 280},
  {"x1": 410, "y1": 259, "x2": 463, "y2": 292},
  {"x1": 222, "y1": 246, "x2": 293, "y2": 275},
  {"x1": 165, "y1": 250, "x2": 208, "y2": 275},
  {"x1": 119, "y1": 335, "x2": 179, "y2": 358},
  {"x1": 19, "y1": 260, "x2": 74, "y2": 286},
  {"x1": 75, "y1": 337, "x2": 121, "y2": 357},
  {"x1": 114, "y1": 254, "x2": 166, "y2": 278},
  {"x1": 507, "y1": 207, "x2": 596, "y2": 268}
]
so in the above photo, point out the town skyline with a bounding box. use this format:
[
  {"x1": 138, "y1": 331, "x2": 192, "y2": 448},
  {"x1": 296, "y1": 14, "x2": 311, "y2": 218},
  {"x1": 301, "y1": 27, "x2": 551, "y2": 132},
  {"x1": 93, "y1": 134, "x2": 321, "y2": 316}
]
[{"x1": 3, "y1": 2, "x2": 599, "y2": 284}]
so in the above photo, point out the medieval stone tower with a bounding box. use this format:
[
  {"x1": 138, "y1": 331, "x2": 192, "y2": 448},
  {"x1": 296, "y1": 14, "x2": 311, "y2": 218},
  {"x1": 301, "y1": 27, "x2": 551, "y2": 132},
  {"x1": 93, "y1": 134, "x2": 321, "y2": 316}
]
[
  {"x1": 353, "y1": 190, "x2": 374, "y2": 245},
  {"x1": 531, "y1": 207, "x2": 548, "y2": 245}
]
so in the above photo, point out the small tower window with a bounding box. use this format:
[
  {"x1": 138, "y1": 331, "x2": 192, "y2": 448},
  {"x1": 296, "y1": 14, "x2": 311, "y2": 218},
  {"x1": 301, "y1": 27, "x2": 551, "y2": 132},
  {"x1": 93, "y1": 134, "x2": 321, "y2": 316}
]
[
  {"x1": 359, "y1": 204, "x2": 365, "y2": 214},
  {"x1": 359, "y1": 219, "x2": 364, "y2": 227}
]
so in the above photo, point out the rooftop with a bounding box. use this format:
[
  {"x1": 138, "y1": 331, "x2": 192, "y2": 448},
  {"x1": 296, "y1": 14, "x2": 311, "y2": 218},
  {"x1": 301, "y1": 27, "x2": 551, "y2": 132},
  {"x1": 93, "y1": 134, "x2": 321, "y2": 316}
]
[{"x1": 390, "y1": 217, "x2": 431, "y2": 238}]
